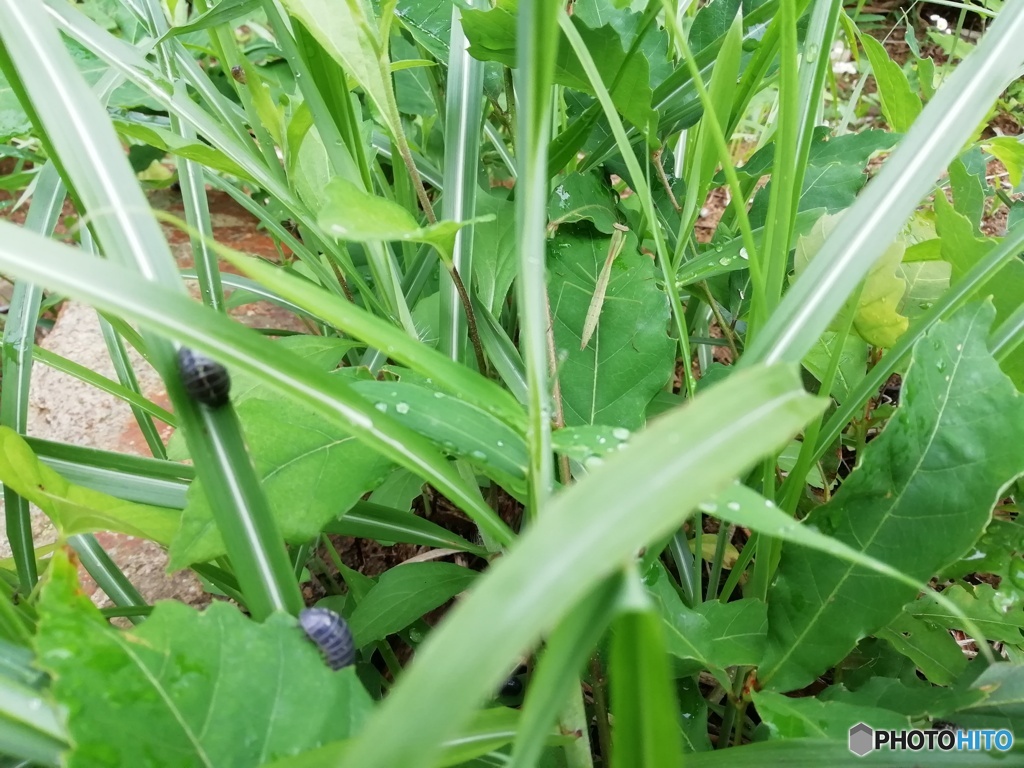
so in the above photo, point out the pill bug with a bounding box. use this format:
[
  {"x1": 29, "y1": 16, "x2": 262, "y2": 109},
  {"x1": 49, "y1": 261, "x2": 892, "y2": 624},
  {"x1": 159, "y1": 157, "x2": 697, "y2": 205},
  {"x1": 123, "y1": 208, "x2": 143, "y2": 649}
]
[
  {"x1": 299, "y1": 607, "x2": 356, "y2": 671},
  {"x1": 230, "y1": 65, "x2": 247, "y2": 84},
  {"x1": 499, "y1": 675, "x2": 524, "y2": 697},
  {"x1": 177, "y1": 347, "x2": 231, "y2": 408}
]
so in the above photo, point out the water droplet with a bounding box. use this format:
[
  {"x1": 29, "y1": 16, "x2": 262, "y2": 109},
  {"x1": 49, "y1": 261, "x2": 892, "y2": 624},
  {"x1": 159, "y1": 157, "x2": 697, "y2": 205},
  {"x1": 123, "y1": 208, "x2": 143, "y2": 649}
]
[
  {"x1": 714, "y1": 244, "x2": 723, "y2": 253},
  {"x1": 471, "y1": 450, "x2": 487, "y2": 460},
  {"x1": 764, "y1": 499, "x2": 775, "y2": 507},
  {"x1": 617, "y1": 442, "x2": 629, "y2": 451},
  {"x1": 496, "y1": 440, "x2": 505, "y2": 447},
  {"x1": 612, "y1": 427, "x2": 630, "y2": 440},
  {"x1": 805, "y1": 43, "x2": 819, "y2": 62},
  {"x1": 395, "y1": 402, "x2": 410, "y2": 414},
  {"x1": 936, "y1": 361, "x2": 947, "y2": 372},
  {"x1": 1008, "y1": 558, "x2": 1024, "y2": 591},
  {"x1": 698, "y1": 502, "x2": 717, "y2": 513},
  {"x1": 955, "y1": 344, "x2": 962, "y2": 352},
  {"x1": 434, "y1": 391, "x2": 445, "y2": 398},
  {"x1": 719, "y1": 256, "x2": 732, "y2": 266},
  {"x1": 374, "y1": 402, "x2": 388, "y2": 412},
  {"x1": 727, "y1": 501, "x2": 740, "y2": 511},
  {"x1": 598, "y1": 437, "x2": 607, "y2": 444},
  {"x1": 584, "y1": 455, "x2": 604, "y2": 469},
  {"x1": 739, "y1": 247, "x2": 749, "y2": 260}
]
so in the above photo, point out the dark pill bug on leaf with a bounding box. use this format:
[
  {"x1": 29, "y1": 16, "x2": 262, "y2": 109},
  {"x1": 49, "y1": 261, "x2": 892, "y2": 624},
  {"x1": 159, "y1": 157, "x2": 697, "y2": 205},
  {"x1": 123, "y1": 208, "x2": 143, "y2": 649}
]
[
  {"x1": 177, "y1": 348, "x2": 231, "y2": 408},
  {"x1": 299, "y1": 607, "x2": 356, "y2": 671}
]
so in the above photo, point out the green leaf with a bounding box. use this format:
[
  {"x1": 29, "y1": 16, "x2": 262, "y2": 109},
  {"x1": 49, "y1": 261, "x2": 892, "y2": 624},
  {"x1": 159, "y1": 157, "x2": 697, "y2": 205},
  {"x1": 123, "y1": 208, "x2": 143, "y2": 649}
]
[
  {"x1": 795, "y1": 213, "x2": 908, "y2": 348},
  {"x1": 34, "y1": 551, "x2": 373, "y2": 767},
  {"x1": 896, "y1": 260, "x2": 952, "y2": 319},
  {"x1": 347, "y1": 562, "x2": 477, "y2": 646},
  {"x1": 821, "y1": 676, "x2": 983, "y2": 719},
  {"x1": 462, "y1": 1, "x2": 657, "y2": 137},
  {"x1": 876, "y1": 612, "x2": 967, "y2": 685},
  {"x1": 608, "y1": 573, "x2": 684, "y2": 768},
  {"x1": 761, "y1": 302, "x2": 1024, "y2": 692},
  {"x1": 907, "y1": 583, "x2": 1024, "y2": 645},
  {"x1": 649, "y1": 563, "x2": 767, "y2": 673},
  {"x1": 471, "y1": 190, "x2": 518, "y2": 314},
  {"x1": 548, "y1": 231, "x2": 675, "y2": 428},
  {"x1": 171, "y1": 372, "x2": 394, "y2": 568},
  {"x1": 952, "y1": 662, "x2": 1024, "y2": 733},
  {"x1": 801, "y1": 331, "x2": 868, "y2": 405},
  {"x1": 860, "y1": 34, "x2": 922, "y2": 132},
  {"x1": 549, "y1": 172, "x2": 619, "y2": 234},
  {"x1": 0, "y1": 427, "x2": 179, "y2": 545},
  {"x1": 935, "y1": 192, "x2": 1024, "y2": 387},
  {"x1": 984, "y1": 137, "x2": 1024, "y2": 188},
  {"x1": 279, "y1": 0, "x2": 398, "y2": 136},
  {"x1": 752, "y1": 690, "x2": 909, "y2": 740}
]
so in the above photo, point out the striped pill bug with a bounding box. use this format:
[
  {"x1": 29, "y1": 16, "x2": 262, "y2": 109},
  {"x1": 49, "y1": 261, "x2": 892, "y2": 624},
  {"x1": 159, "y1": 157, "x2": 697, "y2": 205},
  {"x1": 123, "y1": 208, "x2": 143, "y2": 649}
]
[
  {"x1": 299, "y1": 607, "x2": 356, "y2": 671},
  {"x1": 177, "y1": 347, "x2": 231, "y2": 408}
]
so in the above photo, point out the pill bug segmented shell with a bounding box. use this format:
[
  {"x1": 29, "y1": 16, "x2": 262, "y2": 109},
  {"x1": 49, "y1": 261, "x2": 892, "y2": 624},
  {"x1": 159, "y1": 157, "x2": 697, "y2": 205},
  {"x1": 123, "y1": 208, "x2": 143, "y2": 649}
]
[
  {"x1": 177, "y1": 347, "x2": 231, "y2": 408},
  {"x1": 299, "y1": 607, "x2": 356, "y2": 671}
]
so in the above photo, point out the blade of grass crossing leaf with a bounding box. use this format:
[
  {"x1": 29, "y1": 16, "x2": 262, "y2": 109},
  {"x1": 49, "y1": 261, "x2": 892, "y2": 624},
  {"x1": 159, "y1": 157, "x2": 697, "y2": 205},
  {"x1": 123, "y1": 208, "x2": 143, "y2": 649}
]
[
  {"x1": 0, "y1": 225, "x2": 514, "y2": 552},
  {"x1": 216, "y1": 246, "x2": 526, "y2": 431},
  {"x1": 68, "y1": 535, "x2": 147, "y2": 624},
  {"x1": 0, "y1": 678, "x2": 67, "y2": 766},
  {"x1": 337, "y1": 365, "x2": 822, "y2": 768},
  {"x1": 609, "y1": 571, "x2": 685, "y2": 768}
]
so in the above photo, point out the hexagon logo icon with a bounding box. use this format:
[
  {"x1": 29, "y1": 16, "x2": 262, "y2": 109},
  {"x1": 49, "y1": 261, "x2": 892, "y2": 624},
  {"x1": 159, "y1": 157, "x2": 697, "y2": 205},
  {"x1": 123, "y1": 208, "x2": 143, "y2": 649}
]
[{"x1": 849, "y1": 722, "x2": 874, "y2": 757}]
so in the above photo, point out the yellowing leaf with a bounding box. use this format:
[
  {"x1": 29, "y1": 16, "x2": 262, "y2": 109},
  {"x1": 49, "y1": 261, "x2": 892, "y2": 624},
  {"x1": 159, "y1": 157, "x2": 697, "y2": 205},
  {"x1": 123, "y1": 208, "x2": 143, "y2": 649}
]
[
  {"x1": 795, "y1": 213, "x2": 908, "y2": 348},
  {"x1": 0, "y1": 427, "x2": 180, "y2": 544}
]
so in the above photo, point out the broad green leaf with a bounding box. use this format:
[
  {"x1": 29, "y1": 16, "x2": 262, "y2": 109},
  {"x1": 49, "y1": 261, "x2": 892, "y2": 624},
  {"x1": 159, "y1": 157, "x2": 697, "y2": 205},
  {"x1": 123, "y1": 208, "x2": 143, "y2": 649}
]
[
  {"x1": 338, "y1": 365, "x2": 822, "y2": 768},
  {"x1": 471, "y1": 190, "x2": 518, "y2": 314},
  {"x1": 172, "y1": 392, "x2": 394, "y2": 566},
  {"x1": 35, "y1": 551, "x2": 373, "y2": 767},
  {"x1": 743, "y1": 131, "x2": 899, "y2": 229},
  {"x1": 548, "y1": 232, "x2": 675, "y2": 428},
  {"x1": 0, "y1": 427, "x2": 179, "y2": 545},
  {"x1": 801, "y1": 331, "x2": 868, "y2": 405},
  {"x1": 935, "y1": 192, "x2": 1024, "y2": 386},
  {"x1": 984, "y1": 137, "x2": 1024, "y2": 188},
  {"x1": 649, "y1": 563, "x2": 767, "y2": 673},
  {"x1": 907, "y1": 583, "x2": 1024, "y2": 645},
  {"x1": 462, "y1": 1, "x2": 657, "y2": 137},
  {"x1": 609, "y1": 573, "x2": 684, "y2": 768},
  {"x1": 761, "y1": 303, "x2": 1024, "y2": 692},
  {"x1": 951, "y1": 663, "x2": 1024, "y2": 733},
  {"x1": 318, "y1": 177, "x2": 469, "y2": 254},
  {"x1": 548, "y1": 172, "x2": 618, "y2": 234},
  {"x1": 860, "y1": 33, "x2": 922, "y2": 132},
  {"x1": 279, "y1": 0, "x2": 398, "y2": 136},
  {"x1": 948, "y1": 155, "x2": 986, "y2": 230},
  {"x1": 752, "y1": 690, "x2": 909, "y2": 740},
  {"x1": 820, "y1": 676, "x2": 983, "y2": 719},
  {"x1": 347, "y1": 562, "x2": 477, "y2": 646},
  {"x1": 876, "y1": 613, "x2": 967, "y2": 685},
  {"x1": 896, "y1": 260, "x2": 952, "y2": 319},
  {"x1": 795, "y1": 213, "x2": 908, "y2": 348}
]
